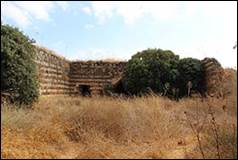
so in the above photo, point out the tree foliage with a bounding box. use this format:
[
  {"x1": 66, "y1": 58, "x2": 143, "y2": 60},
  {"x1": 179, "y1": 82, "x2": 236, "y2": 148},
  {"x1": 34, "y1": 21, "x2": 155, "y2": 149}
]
[
  {"x1": 122, "y1": 57, "x2": 152, "y2": 94},
  {"x1": 122, "y1": 48, "x2": 180, "y2": 96},
  {"x1": 178, "y1": 58, "x2": 205, "y2": 97},
  {"x1": 122, "y1": 48, "x2": 205, "y2": 98},
  {"x1": 1, "y1": 23, "x2": 39, "y2": 105}
]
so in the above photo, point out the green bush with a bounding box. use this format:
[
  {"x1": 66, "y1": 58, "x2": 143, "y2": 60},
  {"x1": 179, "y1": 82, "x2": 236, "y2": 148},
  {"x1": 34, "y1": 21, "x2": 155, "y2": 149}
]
[
  {"x1": 103, "y1": 83, "x2": 115, "y2": 95},
  {"x1": 178, "y1": 58, "x2": 205, "y2": 97},
  {"x1": 122, "y1": 57, "x2": 152, "y2": 95},
  {"x1": 122, "y1": 48, "x2": 180, "y2": 96},
  {"x1": 122, "y1": 48, "x2": 206, "y2": 98},
  {"x1": 1, "y1": 24, "x2": 39, "y2": 105}
]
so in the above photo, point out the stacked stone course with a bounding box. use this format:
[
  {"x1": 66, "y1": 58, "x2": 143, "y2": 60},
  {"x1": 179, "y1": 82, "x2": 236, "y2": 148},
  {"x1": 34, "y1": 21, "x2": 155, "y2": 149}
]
[
  {"x1": 34, "y1": 45, "x2": 71, "y2": 95},
  {"x1": 34, "y1": 45, "x2": 224, "y2": 97},
  {"x1": 201, "y1": 57, "x2": 225, "y2": 97},
  {"x1": 69, "y1": 61, "x2": 126, "y2": 95},
  {"x1": 34, "y1": 45, "x2": 126, "y2": 96}
]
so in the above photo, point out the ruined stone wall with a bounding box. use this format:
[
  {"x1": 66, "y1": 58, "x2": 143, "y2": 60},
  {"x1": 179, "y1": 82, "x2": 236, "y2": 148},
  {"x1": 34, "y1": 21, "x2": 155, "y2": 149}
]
[
  {"x1": 201, "y1": 58, "x2": 224, "y2": 97},
  {"x1": 34, "y1": 45, "x2": 223, "y2": 97},
  {"x1": 34, "y1": 45, "x2": 126, "y2": 96},
  {"x1": 69, "y1": 61, "x2": 126, "y2": 95},
  {"x1": 34, "y1": 45, "x2": 72, "y2": 95}
]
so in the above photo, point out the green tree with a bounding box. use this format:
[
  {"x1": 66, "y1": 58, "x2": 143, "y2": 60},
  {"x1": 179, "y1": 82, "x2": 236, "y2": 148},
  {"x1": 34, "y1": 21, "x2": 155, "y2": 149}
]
[
  {"x1": 1, "y1": 24, "x2": 39, "y2": 105},
  {"x1": 178, "y1": 58, "x2": 205, "y2": 97},
  {"x1": 122, "y1": 48, "x2": 207, "y2": 99},
  {"x1": 123, "y1": 57, "x2": 152, "y2": 95},
  {"x1": 122, "y1": 48, "x2": 180, "y2": 96}
]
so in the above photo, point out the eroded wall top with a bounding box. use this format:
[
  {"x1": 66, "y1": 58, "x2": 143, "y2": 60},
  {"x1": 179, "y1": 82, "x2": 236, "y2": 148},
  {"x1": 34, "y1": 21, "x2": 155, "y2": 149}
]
[{"x1": 34, "y1": 45, "x2": 127, "y2": 95}]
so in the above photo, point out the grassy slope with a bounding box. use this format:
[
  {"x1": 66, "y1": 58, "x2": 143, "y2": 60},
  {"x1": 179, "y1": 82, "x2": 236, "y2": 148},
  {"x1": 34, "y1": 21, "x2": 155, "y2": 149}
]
[{"x1": 1, "y1": 69, "x2": 237, "y2": 159}]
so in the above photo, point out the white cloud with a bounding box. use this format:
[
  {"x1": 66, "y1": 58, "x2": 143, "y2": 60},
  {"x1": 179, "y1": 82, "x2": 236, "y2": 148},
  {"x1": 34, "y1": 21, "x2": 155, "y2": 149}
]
[
  {"x1": 1, "y1": 1, "x2": 69, "y2": 27},
  {"x1": 83, "y1": 1, "x2": 237, "y2": 68},
  {"x1": 90, "y1": 1, "x2": 116, "y2": 24},
  {"x1": 115, "y1": 2, "x2": 144, "y2": 24},
  {"x1": 56, "y1": 1, "x2": 69, "y2": 11},
  {"x1": 1, "y1": 1, "x2": 31, "y2": 27},
  {"x1": 86, "y1": 1, "x2": 181, "y2": 25},
  {"x1": 85, "y1": 1, "x2": 237, "y2": 27},
  {"x1": 82, "y1": 6, "x2": 92, "y2": 15},
  {"x1": 14, "y1": 1, "x2": 54, "y2": 21},
  {"x1": 184, "y1": 1, "x2": 237, "y2": 68},
  {"x1": 144, "y1": 2, "x2": 180, "y2": 20}
]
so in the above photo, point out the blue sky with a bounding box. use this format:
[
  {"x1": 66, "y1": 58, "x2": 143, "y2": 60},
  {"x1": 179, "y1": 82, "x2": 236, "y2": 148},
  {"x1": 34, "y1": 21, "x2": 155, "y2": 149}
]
[{"x1": 1, "y1": 1, "x2": 237, "y2": 68}]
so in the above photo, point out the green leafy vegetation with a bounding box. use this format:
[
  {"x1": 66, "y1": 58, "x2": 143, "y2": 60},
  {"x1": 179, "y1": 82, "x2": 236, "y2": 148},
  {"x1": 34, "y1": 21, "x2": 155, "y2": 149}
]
[
  {"x1": 122, "y1": 48, "x2": 205, "y2": 98},
  {"x1": 1, "y1": 23, "x2": 39, "y2": 105},
  {"x1": 178, "y1": 58, "x2": 205, "y2": 97}
]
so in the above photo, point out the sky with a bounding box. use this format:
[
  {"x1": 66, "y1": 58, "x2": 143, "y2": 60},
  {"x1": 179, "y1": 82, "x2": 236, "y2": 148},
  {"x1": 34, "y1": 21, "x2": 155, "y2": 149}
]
[{"x1": 1, "y1": 1, "x2": 237, "y2": 68}]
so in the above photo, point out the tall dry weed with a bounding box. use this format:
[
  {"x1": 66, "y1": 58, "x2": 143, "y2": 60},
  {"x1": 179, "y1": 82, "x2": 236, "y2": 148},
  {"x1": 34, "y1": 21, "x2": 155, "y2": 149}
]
[{"x1": 1, "y1": 69, "x2": 237, "y2": 158}]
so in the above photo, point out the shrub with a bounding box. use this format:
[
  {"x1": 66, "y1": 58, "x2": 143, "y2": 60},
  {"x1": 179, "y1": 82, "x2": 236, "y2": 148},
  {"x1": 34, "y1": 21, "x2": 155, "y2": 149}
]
[
  {"x1": 103, "y1": 83, "x2": 115, "y2": 95},
  {"x1": 178, "y1": 58, "x2": 205, "y2": 97},
  {"x1": 122, "y1": 48, "x2": 180, "y2": 96},
  {"x1": 1, "y1": 23, "x2": 39, "y2": 105},
  {"x1": 122, "y1": 58, "x2": 151, "y2": 95},
  {"x1": 122, "y1": 48, "x2": 206, "y2": 98}
]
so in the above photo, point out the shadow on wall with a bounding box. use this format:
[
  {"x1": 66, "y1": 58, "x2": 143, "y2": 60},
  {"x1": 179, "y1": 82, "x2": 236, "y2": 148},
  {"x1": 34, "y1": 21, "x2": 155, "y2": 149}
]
[{"x1": 79, "y1": 85, "x2": 91, "y2": 97}]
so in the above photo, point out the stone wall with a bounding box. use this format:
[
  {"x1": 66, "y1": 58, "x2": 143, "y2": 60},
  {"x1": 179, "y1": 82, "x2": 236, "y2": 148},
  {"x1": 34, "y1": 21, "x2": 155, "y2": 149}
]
[
  {"x1": 69, "y1": 61, "x2": 126, "y2": 95},
  {"x1": 34, "y1": 45, "x2": 224, "y2": 97},
  {"x1": 34, "y1": 45, "x2": 71, "y2": 95},
  {"x1": 201, "y1": 57, "x2": 224, "y2": 97},
  {"x1": 34, "y1": 45, "x2": 126, "y2": 96}
]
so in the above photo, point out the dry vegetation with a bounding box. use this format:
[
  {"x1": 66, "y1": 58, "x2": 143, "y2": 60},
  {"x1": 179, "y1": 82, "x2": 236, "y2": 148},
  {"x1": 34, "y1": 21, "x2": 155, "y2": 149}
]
[{"x1": 1, "y1": 69, "x2": 237, "y2": 159}]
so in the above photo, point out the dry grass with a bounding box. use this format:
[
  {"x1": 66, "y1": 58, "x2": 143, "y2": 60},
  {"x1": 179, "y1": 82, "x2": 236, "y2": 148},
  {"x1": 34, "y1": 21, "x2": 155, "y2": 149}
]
[
  {"x1": 2, "y1": 95, "x2": 236, "y2": 159},
  {"x1": 1, "y1": 69, "x2": 237, "y2": 159}
]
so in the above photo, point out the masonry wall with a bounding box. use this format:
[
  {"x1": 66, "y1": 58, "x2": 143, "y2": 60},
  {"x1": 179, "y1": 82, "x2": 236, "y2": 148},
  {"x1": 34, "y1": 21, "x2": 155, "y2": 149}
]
[
  {"x1": 201, "y1": 57, "x2": 224, "y2": 97},
  {"x1": 34, "y1": 45, "x2": 223, "y2": 97},
  {"x1": 34, "y1": 45, "x2": 127, "y2": 96},
  {"x1": 69, "y1": 61, "x2": 126, "y2": 95},
  {"x1": 34, "y1": 45, "x2": 72, "y2": 95}
]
